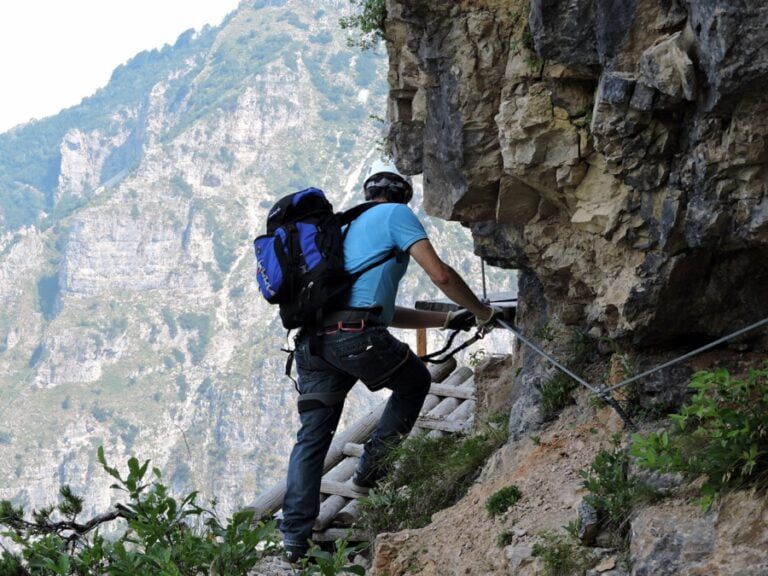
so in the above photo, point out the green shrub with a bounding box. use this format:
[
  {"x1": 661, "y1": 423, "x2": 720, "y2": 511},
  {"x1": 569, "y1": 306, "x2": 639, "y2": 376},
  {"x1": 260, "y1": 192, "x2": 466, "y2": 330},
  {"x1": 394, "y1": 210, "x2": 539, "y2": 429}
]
[
  {"x1": 532, "y1": 531, "x2": 596, "y2": 576},
  {"x1": 298, "y1": 539, "x2": 367, "y2": 575},
  {"x1": 580, "y1": 435, "x2": 658, "y2": 545},
  {"x1": 538, "y1": 372, "x2": 578, "y2": 420},
  {"x1": 535, "y1": 329, "x2": 597, "y2": 420},
  {"x1": 631, "y1": 363, "x2": 768, "y2": 508},
  {"x1": 36, "y1": 273, "x2": 60, "y2": 321},
  {"x1": 0, "y1": 447, "x2": 278, "y2": 574},
  {"x1": 358, "y1": 417, "x2": 508, "y2": 534},
  {"x1": 486, "y1": 485, "x2": 522, "y2": 518},
  {"x1": 162, "y1": 306, "x2": 178, "y2": 338},
  {"x1": 178, "y1": 312, "x2": 211, "y2": 364}
]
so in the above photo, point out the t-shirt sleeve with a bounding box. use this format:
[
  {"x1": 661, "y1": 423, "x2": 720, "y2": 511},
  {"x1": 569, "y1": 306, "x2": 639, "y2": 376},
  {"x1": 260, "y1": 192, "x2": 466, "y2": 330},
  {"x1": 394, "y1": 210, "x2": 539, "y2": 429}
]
[{"x1": 388, "y1": 204, "x2": 428, "y2": 252}]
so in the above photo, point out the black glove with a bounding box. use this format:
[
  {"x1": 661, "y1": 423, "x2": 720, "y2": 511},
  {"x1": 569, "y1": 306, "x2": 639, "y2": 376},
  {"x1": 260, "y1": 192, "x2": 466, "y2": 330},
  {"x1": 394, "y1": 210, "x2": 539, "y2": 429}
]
[{"x1": 442, "y1": 308, "x2": 475, "y2": 331}]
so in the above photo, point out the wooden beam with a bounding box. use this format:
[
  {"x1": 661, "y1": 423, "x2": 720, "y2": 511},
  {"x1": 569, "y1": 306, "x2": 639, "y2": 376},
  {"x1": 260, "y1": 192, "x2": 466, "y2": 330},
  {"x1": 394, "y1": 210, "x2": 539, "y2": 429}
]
[
  {"x1": 428, "y1": 383, "x2": 475, "y2": 399},
  {"x1": 310, "y1": 528, "x2": 371, "y2": 543},
  {"x1": 415, "y1": 291, "x2": 518, "y2": 312},
  {"x1": 320, "y1": 480, "x2": 371, "y2": 499},
  {"x1": 416, "y1": 327, "x2": 427, "y2": 357},
  {"x1": 414, "y1": 418, "x2": 471, "y2": 433}
]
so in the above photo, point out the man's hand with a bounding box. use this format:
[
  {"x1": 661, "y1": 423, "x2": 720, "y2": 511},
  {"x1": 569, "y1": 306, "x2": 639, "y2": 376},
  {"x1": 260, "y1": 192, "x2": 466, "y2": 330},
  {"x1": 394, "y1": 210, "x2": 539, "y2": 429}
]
[
  {"x1": 476, "y1": 306, "x2": 504, "y2": 333},
  {"x1": 442, "y1": 308, "x2": 475, "y2": 331}
]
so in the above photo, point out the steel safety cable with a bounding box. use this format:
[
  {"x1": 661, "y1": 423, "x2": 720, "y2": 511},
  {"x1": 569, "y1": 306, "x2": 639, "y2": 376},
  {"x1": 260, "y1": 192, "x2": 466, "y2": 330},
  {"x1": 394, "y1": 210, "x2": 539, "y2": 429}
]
[
  {"x1": 599, "y1": 315, "x2": 768, "y2": 395},
  {"x1": 496, "y1": 318, "x2": 637, "y2": 428},
  {"x1": 496, "y1": 319, "x2": 599, "y2": 393}
]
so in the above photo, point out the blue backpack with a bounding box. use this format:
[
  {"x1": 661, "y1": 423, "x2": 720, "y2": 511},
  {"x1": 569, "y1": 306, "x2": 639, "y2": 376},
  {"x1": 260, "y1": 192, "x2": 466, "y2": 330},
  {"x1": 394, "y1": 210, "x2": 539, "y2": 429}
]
[{"x1": 254, "y1": 187, "x2": 392, "y2": 329}]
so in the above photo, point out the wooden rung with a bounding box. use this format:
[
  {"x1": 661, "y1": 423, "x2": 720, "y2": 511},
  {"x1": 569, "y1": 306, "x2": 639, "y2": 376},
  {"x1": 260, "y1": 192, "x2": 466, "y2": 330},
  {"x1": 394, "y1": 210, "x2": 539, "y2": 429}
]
[
  {"x1": 426, "y1": 396, "x2": 460, "y2": 418},
  {"x1": 419, "y1": 393, "x2": 443, "y2": 415},
  {"x1": 439, "y1": 366, "x2": 474, "y2": 388},
  {"x1": 445, "y1": 399, "x2": 475, "y2": 422},
  {"x1": 336, "y1": 499, "x2": 362, "y2": 525},
  {"x1": 342, "y1": 442, "x2": 365, "y2": 458},
  {"x1": 320, "y1": 480, "x2": 370, "y2": 499},
  {"x1": 311, "y1": 528, "x2": 371, "y2": 543},
  {"x1": 415, "y1": 418, "x2": 470, "y2": 433},
  {"x1": 427, "y1": 357, "x2": 457, "y2": 383},
  {"x1": 314, "y1": 495, "x2": 349, "y2": 531},
  {"x1": 428, "y1": 383, "x2": 475, "y2": 399},
  {"x1": 324, "y1": 457, "x2": 358, "y2": 482}
]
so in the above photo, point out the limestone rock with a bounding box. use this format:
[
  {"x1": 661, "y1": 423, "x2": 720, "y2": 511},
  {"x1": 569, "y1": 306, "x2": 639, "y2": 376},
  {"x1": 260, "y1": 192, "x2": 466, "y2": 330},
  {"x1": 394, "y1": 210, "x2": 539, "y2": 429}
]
[
  {"x1": 630, "y1": 492, "x2": 768, "y2": 575},
  {"x1": 577, "y1": 499, "x2": 600, "y2": 545},
  {"x1": 386, "y1": 0, "x2": 768, "y2": 348},
  {"x1": 473, "y1": 354, "x2": 515, "y2": 425},
  {"x1": 688, "y1": 0, "x2": 768, "y2": 109},
  {"x1": 639, "y1": 32, "x2": 696, "y2": 102}
]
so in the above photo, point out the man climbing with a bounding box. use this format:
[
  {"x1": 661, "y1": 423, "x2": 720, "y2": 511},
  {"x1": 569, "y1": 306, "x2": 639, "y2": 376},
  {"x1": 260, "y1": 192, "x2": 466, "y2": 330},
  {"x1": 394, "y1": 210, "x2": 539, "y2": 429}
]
[{"x1": 281, "y1": 159, "x2": 501, "y2": 562}]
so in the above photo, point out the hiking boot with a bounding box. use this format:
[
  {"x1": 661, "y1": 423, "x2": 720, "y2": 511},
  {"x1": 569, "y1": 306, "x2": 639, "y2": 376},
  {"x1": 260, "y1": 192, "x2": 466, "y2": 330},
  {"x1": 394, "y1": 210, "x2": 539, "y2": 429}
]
[
  {"x1": 351, "y1": 468, "x2": 383, "y2": 492},
  {"x1": 350, "y1": 476, "x2": 371, "y2": 495},
  {"x1": 283, "y1": 545, "x2": 308, "y2": 564}
]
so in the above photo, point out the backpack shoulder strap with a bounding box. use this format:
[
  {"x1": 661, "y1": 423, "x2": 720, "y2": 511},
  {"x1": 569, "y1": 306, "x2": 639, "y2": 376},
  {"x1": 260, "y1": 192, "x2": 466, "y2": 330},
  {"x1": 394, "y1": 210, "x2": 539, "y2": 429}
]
[
  {"x1": 339, "y1": 201, "x2": 380, "y2": 226},
  {"x1": 349, "y1": 248, "x2": 397, "y2": 280},
  {"x1": 339, "y1": 202, "x2": 397, "y2": 277}
]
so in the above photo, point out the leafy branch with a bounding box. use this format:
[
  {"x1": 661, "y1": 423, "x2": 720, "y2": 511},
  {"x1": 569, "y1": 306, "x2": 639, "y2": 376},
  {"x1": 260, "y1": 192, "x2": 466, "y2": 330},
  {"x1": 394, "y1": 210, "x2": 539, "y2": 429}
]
[{"x1": 0, "y1": 446, "x2": 278, "y2": 575}]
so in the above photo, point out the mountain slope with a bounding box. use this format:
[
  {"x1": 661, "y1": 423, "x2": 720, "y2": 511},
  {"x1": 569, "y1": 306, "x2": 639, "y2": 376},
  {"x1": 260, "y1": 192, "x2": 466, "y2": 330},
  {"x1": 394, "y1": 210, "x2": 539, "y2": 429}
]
[
  {"x1": 0, "y1": 0, "x2": 394, "y2": 516},
  {"x1": 0, "y1": 0, "x2": 511, "y2": 519}
]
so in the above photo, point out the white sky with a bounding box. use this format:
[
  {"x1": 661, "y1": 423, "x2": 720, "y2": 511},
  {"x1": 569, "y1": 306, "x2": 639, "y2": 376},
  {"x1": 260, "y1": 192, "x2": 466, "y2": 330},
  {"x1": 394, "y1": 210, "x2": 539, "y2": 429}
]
[{"x1": 0, "y1": 0, "x2": 242, "y2": 133}]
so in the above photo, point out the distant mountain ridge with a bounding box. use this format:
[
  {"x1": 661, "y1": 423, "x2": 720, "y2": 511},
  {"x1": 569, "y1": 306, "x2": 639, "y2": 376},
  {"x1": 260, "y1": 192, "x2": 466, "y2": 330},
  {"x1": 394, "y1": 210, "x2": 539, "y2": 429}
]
[{"x1": 0, "y1": 0, "x2": 392, "y2": 516}]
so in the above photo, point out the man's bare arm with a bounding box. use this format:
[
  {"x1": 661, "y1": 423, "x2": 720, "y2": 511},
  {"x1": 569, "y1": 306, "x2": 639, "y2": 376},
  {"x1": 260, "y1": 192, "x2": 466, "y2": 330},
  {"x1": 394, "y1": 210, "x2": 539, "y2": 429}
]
[
  {"x1": 390, "y1": 306, "x2": 446, "y2": 329},
  {"x1": 408, "y1": 238, "x2": 491, "y2": 319}
]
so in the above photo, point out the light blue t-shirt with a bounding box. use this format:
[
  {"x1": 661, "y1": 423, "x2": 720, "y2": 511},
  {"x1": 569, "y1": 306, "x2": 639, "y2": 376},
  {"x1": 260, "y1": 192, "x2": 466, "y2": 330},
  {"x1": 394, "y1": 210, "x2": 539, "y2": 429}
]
[{"x1": 343, "y1": 203, "x2": 428, "y2": 325}]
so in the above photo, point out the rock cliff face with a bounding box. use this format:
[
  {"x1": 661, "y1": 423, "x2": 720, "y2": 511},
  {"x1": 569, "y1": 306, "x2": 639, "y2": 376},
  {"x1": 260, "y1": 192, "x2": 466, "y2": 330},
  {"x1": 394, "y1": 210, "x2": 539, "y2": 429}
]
[
  {"x1": 377, "y1": 0, "x2": 768, "y2": 574},
  {"x1": 386, "y1": 0, "x2": 768, "y2": 348}
]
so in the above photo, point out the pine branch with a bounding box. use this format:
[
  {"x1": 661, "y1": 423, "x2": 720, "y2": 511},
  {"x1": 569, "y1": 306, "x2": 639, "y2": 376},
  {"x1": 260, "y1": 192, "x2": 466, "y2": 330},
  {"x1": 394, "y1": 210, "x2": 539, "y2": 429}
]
[{"x1": 9, "y1": 507, "x2": 131, "y2": 539}]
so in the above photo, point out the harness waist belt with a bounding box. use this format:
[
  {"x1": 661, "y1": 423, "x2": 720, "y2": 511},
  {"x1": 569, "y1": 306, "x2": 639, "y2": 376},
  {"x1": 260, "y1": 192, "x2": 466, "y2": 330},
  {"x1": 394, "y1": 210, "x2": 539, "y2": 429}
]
[{"x1": 322, "y1": 309, "x2": 382, "y2": 328}]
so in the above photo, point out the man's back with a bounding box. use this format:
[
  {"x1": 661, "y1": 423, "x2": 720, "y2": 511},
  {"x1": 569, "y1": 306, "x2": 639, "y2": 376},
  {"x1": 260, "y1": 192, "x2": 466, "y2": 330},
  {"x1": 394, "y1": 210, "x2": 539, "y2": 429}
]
[{"x1": 343, "y1": 202, "x2": 427, "y2": 324}]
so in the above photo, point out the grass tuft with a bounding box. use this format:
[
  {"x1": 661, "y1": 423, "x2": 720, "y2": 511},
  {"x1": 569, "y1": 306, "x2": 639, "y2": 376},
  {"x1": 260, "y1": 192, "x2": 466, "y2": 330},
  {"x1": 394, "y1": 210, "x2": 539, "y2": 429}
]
[
  {"x1": 485, "y1": 485, "x2": 522, "y2": 518},
  {"x1": 357, "y1": 416, "x2": 508, "y2": 534}
]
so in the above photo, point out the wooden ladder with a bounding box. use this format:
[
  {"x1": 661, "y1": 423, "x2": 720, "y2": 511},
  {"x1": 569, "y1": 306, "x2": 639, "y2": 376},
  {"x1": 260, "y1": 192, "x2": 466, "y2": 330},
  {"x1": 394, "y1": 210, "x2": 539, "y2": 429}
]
[{"x1": 246, "y1": 357, "x2": 476, "y2": 545}]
